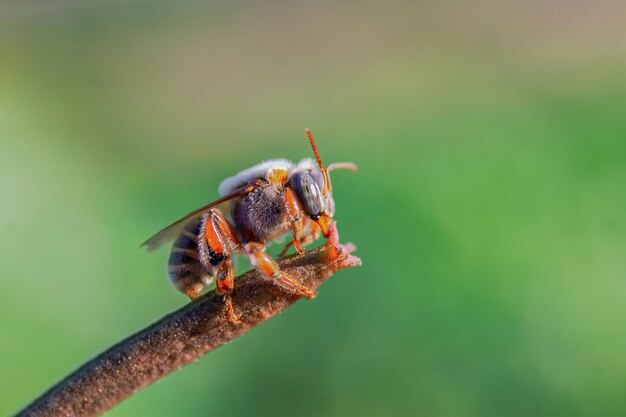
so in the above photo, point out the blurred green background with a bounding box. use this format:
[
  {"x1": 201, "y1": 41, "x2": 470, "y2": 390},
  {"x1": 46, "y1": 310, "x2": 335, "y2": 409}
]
[{"x1": 2, "y1": 2, "x2": 626, "y2": 416}]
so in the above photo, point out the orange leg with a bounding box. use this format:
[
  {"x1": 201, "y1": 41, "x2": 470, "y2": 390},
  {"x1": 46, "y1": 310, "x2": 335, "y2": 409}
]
[
  {"x1": 291, "y1": 221, "x2": 304, "y2": 254},
  {"x1": 323, "y1": 220, "x2": 346, "y2": 261},
  {"x1": 301, "y1": 218, "x2": 322, "y2": 245},
  {"x1": 276, "y1": 220, "x2": 304, "y2": 257},
  {"x1": 215, "y1": 259, "x2": 240, "y2": 324},
  {"x1": 200, "y1": 209, "x2": 240, "y2": 258},
  {"x1": 278, "y1": 239, "x2": 294, "y2": 258},
  {"x1": 246, "y1": 242, "x2": 317, "y2": 298},
  {"x1": 278, "y1": 217, "x2": 322, "y2": 257},
  {"x1": 284, "y1": 187, "x2": 306, "y2": 254},
  {"x1": 199, "y1": 208, "x2": 242, "y2": 323}
]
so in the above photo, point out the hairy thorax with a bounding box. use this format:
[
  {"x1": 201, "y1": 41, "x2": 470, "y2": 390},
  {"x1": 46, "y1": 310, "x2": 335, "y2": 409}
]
[{"x1": 232, "y1": 184, "x2": 290, "y2": 243}]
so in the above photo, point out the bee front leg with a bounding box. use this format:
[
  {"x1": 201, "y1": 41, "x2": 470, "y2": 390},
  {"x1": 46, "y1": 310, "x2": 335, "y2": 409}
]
[
  {"x1": 284, "y1": 187, "x2": 305, "y2": 255},
  {"x1": 277, "y1": 240, "x2": 294, "y2": 258},
  {"x1": 278, "y1": 217, "x2": 322, "y2": 258},
  {"x1": 246, "y1": 242, "x2": 317, "y2": 299}
]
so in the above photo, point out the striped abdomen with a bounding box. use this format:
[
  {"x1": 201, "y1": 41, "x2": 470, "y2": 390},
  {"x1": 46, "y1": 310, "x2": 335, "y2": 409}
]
[{"x1": 168, "y1": 220, "x2": 212, "y2": 298}]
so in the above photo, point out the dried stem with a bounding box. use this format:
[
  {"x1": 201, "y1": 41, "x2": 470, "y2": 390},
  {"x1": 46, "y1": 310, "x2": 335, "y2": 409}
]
[{"x1": 14, "y1": 234, "x2": 361, "y2": 417}]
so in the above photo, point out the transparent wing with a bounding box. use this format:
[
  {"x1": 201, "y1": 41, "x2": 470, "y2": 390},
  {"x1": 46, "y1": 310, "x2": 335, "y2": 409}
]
[{"x1": 140, "y1": 186, "x2": 250, "y2": 251}]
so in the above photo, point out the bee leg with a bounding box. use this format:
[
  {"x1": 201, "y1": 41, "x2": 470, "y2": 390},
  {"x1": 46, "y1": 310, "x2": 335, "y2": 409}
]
[
  {"x1": 215, "y1": 259, "x2": 240, "y2": 324},
  {"x1": 278, "y1": 240, "x2": 294, "y2": 258},
  {"x1": 199, "y1": 208, "x2": 242, "y2": 323},
  {"x1": 278, "y1": 218, "x2": 322, "y2": 257},
  {"x1": 300, "y1": 218, "x2": 322, "y2": 246},
  {"x1": 291, "y1": 221, "x2": 304, "y2": 255},
  {"x1": 246, "y1": 242, "x2": 317, "y2": 299},
  {"x1": 284, "y1": 187, "x2": 305, "y2": 255}
]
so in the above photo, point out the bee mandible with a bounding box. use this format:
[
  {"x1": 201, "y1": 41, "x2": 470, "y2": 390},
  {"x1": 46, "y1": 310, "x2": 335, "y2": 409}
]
[{"x1": 142, "y1": 129, "x2": 357, "y2": 323}]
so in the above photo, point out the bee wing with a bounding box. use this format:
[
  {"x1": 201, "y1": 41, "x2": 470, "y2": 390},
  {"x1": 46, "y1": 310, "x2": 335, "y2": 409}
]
[{"x1": 141, "y1": 186, "x2": 249, "y2": 251}]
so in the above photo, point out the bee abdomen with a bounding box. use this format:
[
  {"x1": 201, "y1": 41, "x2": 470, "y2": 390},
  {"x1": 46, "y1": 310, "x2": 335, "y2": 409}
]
[{"x1": 168, "y1": 220, "x2": 212, "y2": 298}]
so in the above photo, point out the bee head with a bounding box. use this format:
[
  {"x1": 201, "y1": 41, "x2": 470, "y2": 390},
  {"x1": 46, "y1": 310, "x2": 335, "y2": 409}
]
[
  {"x1": 290, "y1": 169, "x2": 333, "y2": 216},
  {"x1": 289, "y1": 129, "x2": 357, "y2": 237}
]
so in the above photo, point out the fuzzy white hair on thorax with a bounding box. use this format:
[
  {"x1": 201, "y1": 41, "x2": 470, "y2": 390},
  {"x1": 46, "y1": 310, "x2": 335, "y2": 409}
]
[
  {"x1": 296, "y1": 158, "x2": 317, "y2": 171},
  {"x1": 218, "y1": 159, "x2": 295, "y2": 196},
  {"x1": 218, "y1": 157, "x2": 320, "y2": 196}
]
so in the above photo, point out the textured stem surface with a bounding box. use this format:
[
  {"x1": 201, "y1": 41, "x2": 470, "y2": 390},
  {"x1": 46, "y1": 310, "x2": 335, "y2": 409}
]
[{"x1": 15, "y1": 243, "x2": 361, "y2": 417}]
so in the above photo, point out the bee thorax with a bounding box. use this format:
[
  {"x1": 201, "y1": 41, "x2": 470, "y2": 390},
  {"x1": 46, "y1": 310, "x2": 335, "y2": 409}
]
[{"x1": 233, "y1": 185, "x2": 290, "y2": 243}]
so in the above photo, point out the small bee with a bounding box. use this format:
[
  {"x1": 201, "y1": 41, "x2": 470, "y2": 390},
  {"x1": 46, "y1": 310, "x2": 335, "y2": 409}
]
[{"x1": 142, "y1": 129, "x2": 356, "y2": 323}]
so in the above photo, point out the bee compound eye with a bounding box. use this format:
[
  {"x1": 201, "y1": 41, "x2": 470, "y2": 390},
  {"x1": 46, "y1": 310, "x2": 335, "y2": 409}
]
[
  {"x1": 291, "y1": 171, "x2": 326, "y2": 217},
  {"x1": 309, "y1": 169, "x2": 325, "y2": 190}
]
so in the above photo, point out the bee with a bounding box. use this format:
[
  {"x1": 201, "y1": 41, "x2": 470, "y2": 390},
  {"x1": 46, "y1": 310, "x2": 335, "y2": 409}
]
[{"x1": 142, "y1": 129, "x2": 357, "y2": 323}]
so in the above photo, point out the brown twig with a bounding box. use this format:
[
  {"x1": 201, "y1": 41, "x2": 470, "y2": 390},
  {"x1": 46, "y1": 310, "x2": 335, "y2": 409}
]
[{"x1": 14, "y1": 236, "x2": 361, "y2": 417}]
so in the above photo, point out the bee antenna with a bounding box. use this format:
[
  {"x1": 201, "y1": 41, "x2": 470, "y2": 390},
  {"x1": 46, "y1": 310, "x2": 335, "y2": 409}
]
[{"x1": 305, "y1": 128, "x2": 324, "y2": 170}]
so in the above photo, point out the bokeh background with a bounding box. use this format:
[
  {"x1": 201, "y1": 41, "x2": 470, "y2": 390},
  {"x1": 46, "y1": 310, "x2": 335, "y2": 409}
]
[{"x1": 2, "y1": 2, "x2": 626, "y2": 416}]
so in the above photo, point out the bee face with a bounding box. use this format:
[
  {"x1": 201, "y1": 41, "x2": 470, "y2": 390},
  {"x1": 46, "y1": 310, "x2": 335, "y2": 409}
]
[{"x1": 289, "y1": 169, "x2": 334, "y2": 220}]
